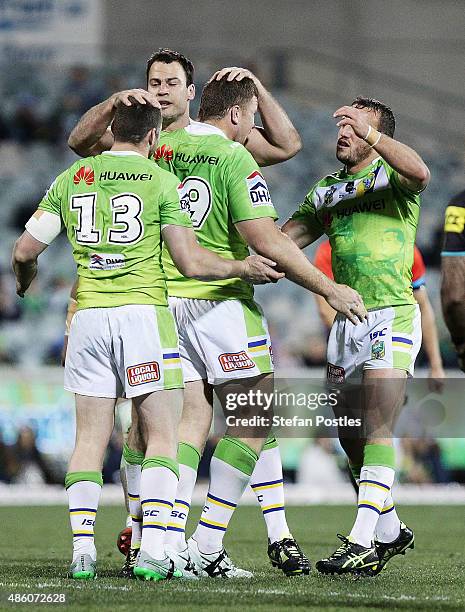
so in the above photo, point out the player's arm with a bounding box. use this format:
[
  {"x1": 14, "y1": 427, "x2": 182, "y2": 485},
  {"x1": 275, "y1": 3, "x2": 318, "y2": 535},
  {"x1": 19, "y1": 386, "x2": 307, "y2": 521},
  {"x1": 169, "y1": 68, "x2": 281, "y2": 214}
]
[
  {"x1": 334, "y1": 105, "x2": 430, "y2": 192},
  {"x1": 441, "y1": 199, "x2": 465, "y2": 372},
  {"x1": 212, "y1": 67, "x2": 302, "y2": 166},
  {"x1": 441, "y1": 257, "x2": 465, "y2": 371},
  {"x1": 12, "y1": 172, "x2": 64, "y2": 296},
  {"x1": 235, "y1": 218, "x2": 367, "y2": 324},
  {"x1": 68, "y1": 89, "x2": 158, "y2": 156},
  {"x1": 12, "y1": 231, "x2": 48, "y2": 297},
  {"x1": 413, "y1": 286, "x2": 445, "y2": 391},
  {"x1": 162, "y1": 225, "x2": 283, "y2": 284}
]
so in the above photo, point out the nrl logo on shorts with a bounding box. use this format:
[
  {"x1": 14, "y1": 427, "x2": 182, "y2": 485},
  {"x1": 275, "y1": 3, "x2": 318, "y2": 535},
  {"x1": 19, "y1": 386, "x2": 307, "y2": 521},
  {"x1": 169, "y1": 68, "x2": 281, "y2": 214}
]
[
  {"x1": 127, "y1": 362, "x2": 160, "y2": 386},
  {"x1": 371, "y1": 339, "x2": 385, "y2": 360},
  {"x1": 89, "y1": 253, "x2": 125, "y2": 270},
  {"x1": 246, "y1": 171, "x2": 272, "y2": 207},
  {"x1": 218, "y1": 351, "x2": 255, "y2": 372}
]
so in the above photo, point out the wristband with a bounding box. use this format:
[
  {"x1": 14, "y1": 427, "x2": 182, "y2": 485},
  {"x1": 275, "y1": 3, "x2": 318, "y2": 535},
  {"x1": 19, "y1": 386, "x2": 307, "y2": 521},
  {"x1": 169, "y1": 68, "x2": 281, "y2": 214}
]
[
  {"x1": 364, "y1": 125, "x2": 382, "y2": 147},
  {"x1": 65, "y1": 297, "x2": 78, "y2": 336}
]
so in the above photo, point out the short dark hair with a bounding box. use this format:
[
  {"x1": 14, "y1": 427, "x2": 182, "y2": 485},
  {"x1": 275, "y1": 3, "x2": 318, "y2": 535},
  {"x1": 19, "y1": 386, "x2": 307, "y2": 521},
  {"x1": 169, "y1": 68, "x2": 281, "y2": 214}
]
[
  {"x1": 198, "y1": 77, "x2": 258, "y2": 122},
  {"x1": 146, "y1": 48, "x2": 194, "y2": 86},
  {"x1": 111, "y1": 97, "x2": 162, "y2": 144},
  {"x1": 352, "y1": 96, "x2": 396, "y2": 137}
]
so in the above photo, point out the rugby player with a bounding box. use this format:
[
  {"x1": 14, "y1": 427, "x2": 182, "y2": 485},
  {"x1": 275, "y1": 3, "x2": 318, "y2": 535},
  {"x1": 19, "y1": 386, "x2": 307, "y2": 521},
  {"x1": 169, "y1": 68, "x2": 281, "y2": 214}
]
[
  {"x1": 314, "y1": 240, "x2": 445, "y2": 391},
  {"x1": 66, "y1": 49, "x2": 314, "y2": 576},
  {"x1": 126, "y1": 76, "x2": 366, "y2": 579},
  {"x1": 12, "y1": 99, "x2": 281, "y2": 581},
  {"x1": 283, "y1": 97, "x2": 430, "y2": 575},
  {"x1": 441, "y1": 190, "x2": 465, "y2": 372},
  {"x1": 68, "y1": 61, "x2": 367, "y2": 578}
]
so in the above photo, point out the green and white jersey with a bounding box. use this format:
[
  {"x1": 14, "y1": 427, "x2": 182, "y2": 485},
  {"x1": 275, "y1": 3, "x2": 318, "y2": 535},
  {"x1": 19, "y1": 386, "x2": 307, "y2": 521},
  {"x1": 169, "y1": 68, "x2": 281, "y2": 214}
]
[
  {"x1": 37, "y1": 151, "x2": 191, "y2": 309},
  {"x1": 155, "y1": 121, "x2": 278, "y2": 300},
  {"x1": 291, "y1": 158, "x2": 421, "y2": 310}
]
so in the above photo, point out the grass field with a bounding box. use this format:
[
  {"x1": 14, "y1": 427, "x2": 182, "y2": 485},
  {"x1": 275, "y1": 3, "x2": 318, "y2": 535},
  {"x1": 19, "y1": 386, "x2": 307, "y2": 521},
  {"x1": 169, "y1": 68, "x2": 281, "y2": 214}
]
[{"x1": 0, "y1": 505, "x2": 464, "y2": 611}]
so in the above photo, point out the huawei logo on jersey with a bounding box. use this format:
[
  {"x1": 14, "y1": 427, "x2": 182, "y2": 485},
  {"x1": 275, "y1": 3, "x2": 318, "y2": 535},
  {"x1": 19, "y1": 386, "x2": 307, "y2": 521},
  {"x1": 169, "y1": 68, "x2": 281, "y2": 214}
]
[
  {"x1": 155, "y1": 144, "x2": 174, "y2": 162},
  {"x1": 73, "y1": 166, "x2": 94, "y2": 185}
]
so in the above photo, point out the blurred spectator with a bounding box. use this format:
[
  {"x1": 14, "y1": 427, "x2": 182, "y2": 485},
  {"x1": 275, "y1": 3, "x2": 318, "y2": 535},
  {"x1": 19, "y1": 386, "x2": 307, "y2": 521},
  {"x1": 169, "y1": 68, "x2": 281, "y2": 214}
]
[
  {"x1": 0, "y1": 432, "x2": 16, "y2": 482},
  {"x1": 438, "y1": 438, "x2": 465, "y2": 484},
  {"x1": 9, "y1": 426, "x2": 56, "y2": 484},
  {"x1": 399, "y1": 438, "x2": 448, "y2": 483}
]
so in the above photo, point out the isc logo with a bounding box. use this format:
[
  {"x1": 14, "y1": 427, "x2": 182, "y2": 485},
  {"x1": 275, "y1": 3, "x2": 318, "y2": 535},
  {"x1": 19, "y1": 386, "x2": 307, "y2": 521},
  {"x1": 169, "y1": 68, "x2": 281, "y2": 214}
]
[
  {"x1": 370, "y1": 328, "x2": 387, "y2": 341},
  {"x1": 81, "y1": 519, "x2": 95, "y2": 526},
  {"x1": 143, "y1": 509, "x2": 160, "y2": 517}
]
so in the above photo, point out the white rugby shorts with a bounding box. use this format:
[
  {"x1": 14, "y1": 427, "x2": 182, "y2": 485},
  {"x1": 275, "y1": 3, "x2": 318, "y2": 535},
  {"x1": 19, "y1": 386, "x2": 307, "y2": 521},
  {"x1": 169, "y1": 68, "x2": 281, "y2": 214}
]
[
  {"x1": 168, "y1": 297, "x2": 273, "y2": 385},
  {"x1": 327, "y1": 304, "x2": 421, "y2": 383},
  {"x1": 64, "y1": 304, "x2": 183, "y2": 398}
]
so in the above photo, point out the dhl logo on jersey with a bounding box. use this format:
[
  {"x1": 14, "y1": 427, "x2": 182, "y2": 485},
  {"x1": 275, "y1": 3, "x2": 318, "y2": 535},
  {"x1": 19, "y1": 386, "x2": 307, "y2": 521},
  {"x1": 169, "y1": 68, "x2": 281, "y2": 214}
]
[
  {"x1": 246, "y1": 171, "x2": 272, "y2": 207},
  {"x1": 155, "y1": 144, "x2": 174, "y2": 162},
  {"x1": 73, "y1": 166, "x2": 94, "y2": 186}
]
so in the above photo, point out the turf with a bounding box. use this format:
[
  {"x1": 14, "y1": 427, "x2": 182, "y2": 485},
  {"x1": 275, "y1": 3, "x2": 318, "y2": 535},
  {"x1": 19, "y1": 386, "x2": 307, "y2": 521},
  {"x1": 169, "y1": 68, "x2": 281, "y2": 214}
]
[{"x1": 0, "y1": 505, "x2": 463, "y2": 611}]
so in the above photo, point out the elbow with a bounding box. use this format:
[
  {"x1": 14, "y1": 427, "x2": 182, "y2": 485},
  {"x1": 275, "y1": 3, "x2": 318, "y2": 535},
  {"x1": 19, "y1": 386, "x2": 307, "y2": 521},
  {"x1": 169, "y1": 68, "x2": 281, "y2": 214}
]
[
  {"x1": 416, "y1": 165, "x2": 430, "y2": 190},
  {"x1": 288, "y1": 130, "x2": 303, "y2": 158},
  {"x1": 13, "y1": 241, "x2": 35, "y2": 265},
  {"x1": 67, "y1": 133, "x2": 85, "y2": 157},
  {"x1": 67, "y1": 132, "x2": 79, "y2": 153},
  {"x1": 175, "y1": 257, "x2": 199, "y2": 279}
]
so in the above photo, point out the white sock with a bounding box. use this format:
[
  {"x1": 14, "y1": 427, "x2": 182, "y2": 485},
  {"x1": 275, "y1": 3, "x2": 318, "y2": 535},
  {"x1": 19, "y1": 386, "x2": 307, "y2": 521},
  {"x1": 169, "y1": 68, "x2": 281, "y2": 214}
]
[
  {"x1": 140, "y1": 460, "x2": 178, "y2": 560},
  {"x1": 67, "y1": 480, "x2": 101, "y2": 561},
  {"x1": 194, "y1": 438, "x2": 258, "y2": 554},
  {"x1": 126, "y1": 463, "x2": 142, "y2": 549},
  {"x1": 375, "y1": 492, "x2": 401, "y2": 543},
  {"x1": 250, "y1": 445, "x2": 290, "y2": 543},
  {"x1": 194, "y1": 457, "x2": 250, "y2": 554},
  {"x1": 349, "y1": 465, "x2": 395, "y2": 548},
  {"x1": 166, "y1": 463, "x2": 197, "y2": 552}
]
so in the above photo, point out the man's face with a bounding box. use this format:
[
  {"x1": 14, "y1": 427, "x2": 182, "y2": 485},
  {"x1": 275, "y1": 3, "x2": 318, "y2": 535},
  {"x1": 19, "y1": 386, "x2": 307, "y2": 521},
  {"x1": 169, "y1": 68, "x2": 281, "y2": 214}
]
[
  {"x1": 236, "y1": 96, "x2": 258, "y2": 144},
  {"x1": 147, "y1": 61, "x2": 194, "y2": 126},
  {"x1": 336, "y1": 106, "x2": 379, "y2": 167}
]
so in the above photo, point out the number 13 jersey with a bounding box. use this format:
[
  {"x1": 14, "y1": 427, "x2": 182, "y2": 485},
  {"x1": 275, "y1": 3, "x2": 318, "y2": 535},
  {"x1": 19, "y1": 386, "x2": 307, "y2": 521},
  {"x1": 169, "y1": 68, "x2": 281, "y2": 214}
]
[
  {"x1": 156, "y1": 122, "x2": 277, "y2": 301},
  {"x1": 36, "y1": 151, "x2": 191, "y2": 309}
]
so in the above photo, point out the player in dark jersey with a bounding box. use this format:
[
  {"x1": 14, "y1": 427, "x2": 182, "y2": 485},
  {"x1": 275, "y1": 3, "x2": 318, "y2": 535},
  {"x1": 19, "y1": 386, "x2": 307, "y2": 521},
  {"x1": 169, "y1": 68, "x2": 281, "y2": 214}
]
[{"x1": 441, "y1": 190, "x2": 465, "y2": 372}]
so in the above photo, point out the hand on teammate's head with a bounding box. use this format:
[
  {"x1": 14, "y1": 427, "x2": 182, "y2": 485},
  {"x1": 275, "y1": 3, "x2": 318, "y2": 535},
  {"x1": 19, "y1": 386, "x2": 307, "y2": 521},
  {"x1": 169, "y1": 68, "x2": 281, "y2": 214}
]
[
  {"x1": 112, "y1": 89, "x2": 161, "y2": 109},
  {"x1": 211, "y1": 67, "x2": 260, "y2": 85}
]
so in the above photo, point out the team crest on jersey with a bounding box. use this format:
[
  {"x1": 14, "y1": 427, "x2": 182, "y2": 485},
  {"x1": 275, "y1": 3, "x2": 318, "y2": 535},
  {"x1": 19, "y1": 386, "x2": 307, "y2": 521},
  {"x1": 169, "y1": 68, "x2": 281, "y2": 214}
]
[
  {"x1": 155, "y1": 144, "x2": 174, "y2": 162},
  {"x1": 246, "y1": 171, "x2": 272, "y2": 207},
  {"x1": 89, "y1": 253, "x2": 125, "y2": 270},
  {"x1": 356, "y1": 171, "x2": 376, "y2": 197},
  {"x1": 73, "y1": 166, "x2": 94, "y2": 186},
  {"x1": 127, "y1": 362, "x2": 160, "y2": 386},
  {"x1": 324, "y1": 185, "x2": 337, "y2": 205},
  {"x1": 218, "y1": 351, "x2": 255, "y2": 372},
  {"x1": 371, "y1": 339, "x2": 385, "y2": 360}
]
